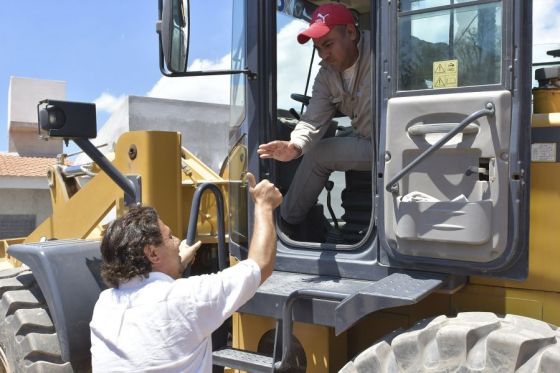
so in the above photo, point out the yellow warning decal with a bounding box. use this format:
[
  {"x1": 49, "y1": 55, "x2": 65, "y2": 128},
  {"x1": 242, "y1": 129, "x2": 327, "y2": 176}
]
[{"x1": 433, "y1": 59, "x2": 458, "y2": 89}]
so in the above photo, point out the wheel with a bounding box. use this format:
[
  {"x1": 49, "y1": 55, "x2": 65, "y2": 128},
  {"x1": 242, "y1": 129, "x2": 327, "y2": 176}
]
[
  {"x1": 0, "y1": 268, "x2": 73, "y2": 373},
  {"x1": 340, "y1": 312, "x2": 560, "y2": 373}
]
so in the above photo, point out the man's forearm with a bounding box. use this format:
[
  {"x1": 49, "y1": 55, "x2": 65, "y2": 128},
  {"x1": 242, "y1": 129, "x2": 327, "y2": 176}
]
[{"x1": 248, "y1": 205, "x2": 276, "y2": 284}]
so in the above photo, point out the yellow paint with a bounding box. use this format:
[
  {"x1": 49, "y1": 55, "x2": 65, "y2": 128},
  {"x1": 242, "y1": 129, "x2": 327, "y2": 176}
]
[
  {"x1": 472, "y1": 113, "x2": 560, "y2": 293},
  {"x1": 7, "y1": 131, "x2": 228, "y2": 247},
  {"x1": 533, "y1": 88, "x2": 560, "y2": 113},
  {"x1": 451, "y1": 284, "x2": 560, "y2": 327}
]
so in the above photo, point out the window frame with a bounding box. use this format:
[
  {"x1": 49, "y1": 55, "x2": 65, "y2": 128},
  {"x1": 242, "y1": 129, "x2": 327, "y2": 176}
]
[{"x1": 387, "y1": 0, "x2": 512, "y2": 97}]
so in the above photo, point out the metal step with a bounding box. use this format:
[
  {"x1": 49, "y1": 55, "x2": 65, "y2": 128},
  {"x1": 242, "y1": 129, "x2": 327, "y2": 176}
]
[{"x1": 213, "y1": 347, "x2": 274, "y2": 373}]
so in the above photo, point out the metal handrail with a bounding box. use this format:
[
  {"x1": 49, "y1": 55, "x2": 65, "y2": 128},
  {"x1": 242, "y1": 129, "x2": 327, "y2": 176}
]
[
  {"x1": 385, "y1": 102, "x2": 495, "y2": 194},
  {"x1": 184, "y1": 183, "x2": 227, "y2": 272},
  {"x1": 274, "y1": 289, "x2": 347, "y2": 371}
]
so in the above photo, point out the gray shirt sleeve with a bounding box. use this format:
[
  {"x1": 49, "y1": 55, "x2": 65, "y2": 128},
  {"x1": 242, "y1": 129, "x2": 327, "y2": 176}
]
[{"x1": 290, "y1": 67, "x2": 337, "y2": 154}]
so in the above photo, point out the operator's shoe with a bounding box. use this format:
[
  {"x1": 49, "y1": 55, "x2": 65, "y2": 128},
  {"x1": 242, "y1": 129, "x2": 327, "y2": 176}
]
[{"x1": 278, "y1": 218, "x2": 302, "y2": 241}]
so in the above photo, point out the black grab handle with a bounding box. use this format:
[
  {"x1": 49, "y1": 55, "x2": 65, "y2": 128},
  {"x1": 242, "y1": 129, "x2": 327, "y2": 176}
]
[
  {"x1": 185, "y1": 183, "x2": 227, "y2": 272},
  {"x1": 385, "y1": 103, "x2": 495, "y2": 194}
]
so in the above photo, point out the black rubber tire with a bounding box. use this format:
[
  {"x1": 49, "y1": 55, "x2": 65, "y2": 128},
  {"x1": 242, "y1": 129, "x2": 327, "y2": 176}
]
[
  {"x1": 340, "y1": 312, "x2": 560, "y2": 373},
  {"x1": 0, "y1": 268, "x2": 73, "y2": 373}
]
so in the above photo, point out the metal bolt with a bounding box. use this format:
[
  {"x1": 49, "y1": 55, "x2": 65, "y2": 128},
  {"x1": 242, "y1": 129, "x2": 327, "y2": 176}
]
[{"x1": 128, "y1": 145, "x2": 137, "y2": 160}]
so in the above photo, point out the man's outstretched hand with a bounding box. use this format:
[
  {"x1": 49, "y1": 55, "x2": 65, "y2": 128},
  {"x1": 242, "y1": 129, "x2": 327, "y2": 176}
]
[{"x1": 257, "y1": 141, "x2": 301, "y2": 162}]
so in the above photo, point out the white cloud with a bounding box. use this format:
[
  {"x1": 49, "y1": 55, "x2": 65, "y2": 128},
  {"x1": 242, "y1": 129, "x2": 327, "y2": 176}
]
[
  {"x1": 533, "y1": 0, "x2": 560, "y2": 44},
  {"x1": 96, "y1": 4, "x2": 559, "y2": 114},
  {"x1": 146, "y1": 54, "x2": 231, "y2": 104},
  {"x1": 93, "y1": 92, "x2": 126, "y2": 114},
  {"x1": 143, "y1": 18, "x2": 317, "y2": 111},
  {"x1": 532, "y1": 0, "x2": 560, "y2": 63},
  {"x1": 276, "y1": 19, "x2": 320, "y2": 111}
]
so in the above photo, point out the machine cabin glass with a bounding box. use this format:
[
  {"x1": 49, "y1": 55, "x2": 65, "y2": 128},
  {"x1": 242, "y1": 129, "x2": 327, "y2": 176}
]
[{"x1": 377, "y1": 0, "x2": 532, "y2": 277}]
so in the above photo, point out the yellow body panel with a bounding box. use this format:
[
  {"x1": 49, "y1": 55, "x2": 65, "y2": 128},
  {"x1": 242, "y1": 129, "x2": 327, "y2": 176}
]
[
  {"x1": 9, "y1": 130, "x2": 227, "y2": 250},
  {"x1": 472, "y1": 114, "x2": 560, "y2": 292}
]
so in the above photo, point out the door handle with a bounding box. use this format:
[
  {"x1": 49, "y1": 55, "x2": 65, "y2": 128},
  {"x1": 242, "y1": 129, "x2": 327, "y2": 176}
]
[
  {"x1": 386, "y1": 103, "x2": 495, "y2": 194},
  {"x1": 408, "y1": 123, "x2": 479, "y2": 136}
]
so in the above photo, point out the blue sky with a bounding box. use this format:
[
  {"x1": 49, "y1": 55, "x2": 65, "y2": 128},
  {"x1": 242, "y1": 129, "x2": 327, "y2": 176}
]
[
  {"x1": 0, "y1": 1, "x2": 233, "y2": 152},
  {"x1": 1, "y1": 1, "x2": 559, "y2": 153}
]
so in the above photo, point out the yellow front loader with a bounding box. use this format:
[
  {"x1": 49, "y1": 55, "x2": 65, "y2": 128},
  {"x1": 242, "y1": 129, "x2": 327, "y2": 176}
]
[{"x1": 1, "y1": 0, "x2": 560, "y2": 372}]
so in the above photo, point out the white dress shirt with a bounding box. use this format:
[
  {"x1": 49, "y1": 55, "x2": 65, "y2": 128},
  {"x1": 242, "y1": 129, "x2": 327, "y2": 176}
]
[{"x1": 90, "y1": 259, "x2": 261, "y2": 373}]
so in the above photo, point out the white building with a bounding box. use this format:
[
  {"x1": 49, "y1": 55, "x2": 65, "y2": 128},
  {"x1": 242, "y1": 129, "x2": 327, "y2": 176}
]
[{"x1": 0, "y1": 77, "x2": 65, "y2": 239}]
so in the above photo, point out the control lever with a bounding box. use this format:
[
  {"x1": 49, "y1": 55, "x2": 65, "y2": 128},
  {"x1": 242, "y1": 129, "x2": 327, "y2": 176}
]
[
  {"x1": 289, "y1": 108, "x2": 300, "y2": 120},
  {"x1": 325, "y1": 180, "x2": 339, "y2": 229}
]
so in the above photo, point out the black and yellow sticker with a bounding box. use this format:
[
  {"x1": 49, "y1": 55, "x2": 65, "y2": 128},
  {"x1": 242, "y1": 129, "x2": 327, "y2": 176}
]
[{"x1": 433, "y1": 59, "x2": 458, "y2": 89}]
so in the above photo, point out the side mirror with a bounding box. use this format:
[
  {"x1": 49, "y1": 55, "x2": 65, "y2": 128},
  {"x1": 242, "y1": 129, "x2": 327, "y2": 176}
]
[
  {"x1": 37, "y1": 100, "x2": 97, "y2": 140},
  {"x1": 157, "y1": 0, "x2": 190, "y2": 74}
]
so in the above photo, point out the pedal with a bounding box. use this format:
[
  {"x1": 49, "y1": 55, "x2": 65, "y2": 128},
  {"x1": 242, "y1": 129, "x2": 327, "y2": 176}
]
[{"x1": 213, "y1": 347, "x2": 274, "y2": 373}]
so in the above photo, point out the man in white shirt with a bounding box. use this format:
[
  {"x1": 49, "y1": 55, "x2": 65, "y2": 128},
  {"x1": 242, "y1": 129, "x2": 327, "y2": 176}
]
[
  {"x1": 258, "y1": 3, "x2": 372, "y2": 240},
  {"x1": 90, "y1": 173, "x2": 282, "y2": 372}
]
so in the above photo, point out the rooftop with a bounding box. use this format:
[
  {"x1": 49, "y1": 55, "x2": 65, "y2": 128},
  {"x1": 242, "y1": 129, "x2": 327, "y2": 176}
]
[{"x1": 0, "y1": 153, "x2": 60, "y2": 177}]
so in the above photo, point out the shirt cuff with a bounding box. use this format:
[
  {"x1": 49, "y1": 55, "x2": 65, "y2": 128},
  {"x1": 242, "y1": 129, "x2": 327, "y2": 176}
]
[
  {"x1": 289, "y1": 137, "x2": 307, "y2": 156},
  {"x1": 243, "y1": 259, "x2": 262, "y2": 286}
]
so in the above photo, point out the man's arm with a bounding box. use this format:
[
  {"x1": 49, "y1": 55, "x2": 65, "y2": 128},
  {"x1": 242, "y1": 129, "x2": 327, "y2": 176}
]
[
  {"x1": 258, "y1": 68, "x2": 337, "y2": 162},
  {"x1": 246, "y1": 173, "x2": 283, "y2": 283}
]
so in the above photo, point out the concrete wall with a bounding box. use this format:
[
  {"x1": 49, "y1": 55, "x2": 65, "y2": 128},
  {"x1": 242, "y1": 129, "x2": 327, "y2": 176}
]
[
  {"x1": 8, "y1": 76, "x2": 65, "y2": 156},
  {"x1": 8, "y1": 125, "x2": 62, "y2": 157},
  {"x1": 88, "y1": 96, "x2": 230, "y2": 173},
  {"x1": 0, "y1": 188, "x2": 52, "y2": 238}
]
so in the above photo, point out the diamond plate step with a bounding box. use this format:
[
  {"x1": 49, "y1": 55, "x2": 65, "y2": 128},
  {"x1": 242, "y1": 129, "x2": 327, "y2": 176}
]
[{"x1": 213, "y1": 347, "x2": 274, "y2": 373}]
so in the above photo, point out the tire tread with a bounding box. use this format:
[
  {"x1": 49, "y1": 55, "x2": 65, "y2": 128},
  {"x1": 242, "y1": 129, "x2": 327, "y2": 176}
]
[
  {"x1": 343, "y1": 312, "x2": 560, "y2": 373},
  {"x1": 0, "y1": 268, "x2": 73, "y2": 372}
]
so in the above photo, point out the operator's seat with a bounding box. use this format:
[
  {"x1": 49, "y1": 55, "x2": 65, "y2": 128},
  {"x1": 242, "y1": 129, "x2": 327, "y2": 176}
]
[{"x1": 339, "y1": 170, "x2": 372, "y2": 243}]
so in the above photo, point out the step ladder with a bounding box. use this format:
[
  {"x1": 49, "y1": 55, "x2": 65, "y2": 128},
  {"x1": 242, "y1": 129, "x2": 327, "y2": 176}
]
[{"x1": 211, "y1": 270, "x2": 454, "y2": 372}]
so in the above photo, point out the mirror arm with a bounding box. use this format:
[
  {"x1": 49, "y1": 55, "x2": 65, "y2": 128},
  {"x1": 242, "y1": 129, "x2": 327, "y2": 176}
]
[{"x1": 159, "y1": 68, "x2": 257, "y2": 79}]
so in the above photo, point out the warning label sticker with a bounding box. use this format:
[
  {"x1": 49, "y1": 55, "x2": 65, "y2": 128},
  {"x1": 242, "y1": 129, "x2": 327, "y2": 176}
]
[
  {"x1": 531, "y1": 143, "x2": 557, "y2": 162},
  {"x1": 433, "y1": 59, "x2": 458, "y2": 89}
]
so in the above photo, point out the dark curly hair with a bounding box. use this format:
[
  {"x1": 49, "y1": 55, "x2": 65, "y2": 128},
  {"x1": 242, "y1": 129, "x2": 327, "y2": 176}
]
[{"x1": 100, "y1": 206, "x2": 163, "y2": 288}]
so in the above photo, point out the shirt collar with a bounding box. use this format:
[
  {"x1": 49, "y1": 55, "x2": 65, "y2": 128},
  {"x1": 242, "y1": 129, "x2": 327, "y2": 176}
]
[{"x1": 118, "y1": 272, "x2": 174, "y2": 290}]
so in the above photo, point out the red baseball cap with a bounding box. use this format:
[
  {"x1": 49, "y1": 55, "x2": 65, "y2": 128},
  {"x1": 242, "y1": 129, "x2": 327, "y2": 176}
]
[{"x1": 297, "y1": 3, "x2": 355, "y2": 44}]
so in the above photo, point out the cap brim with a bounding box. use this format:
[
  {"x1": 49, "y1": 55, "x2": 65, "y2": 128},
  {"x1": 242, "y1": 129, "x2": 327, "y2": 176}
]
[{"x1": 297, "y1": 22, "x2": 332, "y2": 44}]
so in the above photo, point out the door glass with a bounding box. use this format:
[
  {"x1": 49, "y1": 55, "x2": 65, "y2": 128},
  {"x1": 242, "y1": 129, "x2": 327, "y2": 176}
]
[
  {"x1": 230, "y1": 0, "x2": 247, "y2": 128},
  {"x1": 400, "y1": 0, "x2": 450, "y2": 11},
  {"x1": 400, "y1": 0, "x2": 485, "y2": 12},
  {"x1": 398, "y1": 1, "x2": 502, "y2": 90},
  {"x1": 228, "y1": 0, "x2": 248, "y2": 247},
  {"x1": 276, "y1": 13, "x2": 319, "y2": 116},
  {"x1": 274, "y1": 5, "x2": 373, "y2": 246},
  {"x1": 379, "y1": 0, "x2": 531, "y2": 277}
]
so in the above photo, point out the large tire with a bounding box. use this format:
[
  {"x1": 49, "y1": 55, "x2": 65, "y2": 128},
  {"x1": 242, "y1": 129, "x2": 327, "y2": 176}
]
[
  {"x1": 0, "y1": 268, "x2": 73, "y2": 373},
  {"x1": 340, "y1": 312, "x2": 560, "y2": 373}
]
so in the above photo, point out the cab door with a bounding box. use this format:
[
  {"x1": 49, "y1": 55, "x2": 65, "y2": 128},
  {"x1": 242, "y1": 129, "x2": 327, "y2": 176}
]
[{"x1": 376, "y1": 0, "x2": 532, "y2": 278}]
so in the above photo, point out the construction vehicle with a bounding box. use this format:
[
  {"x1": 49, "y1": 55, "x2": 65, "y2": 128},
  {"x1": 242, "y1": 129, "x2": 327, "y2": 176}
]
[{"x1": 0, "y1": 0, "x2": 559, "y2": 371}]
